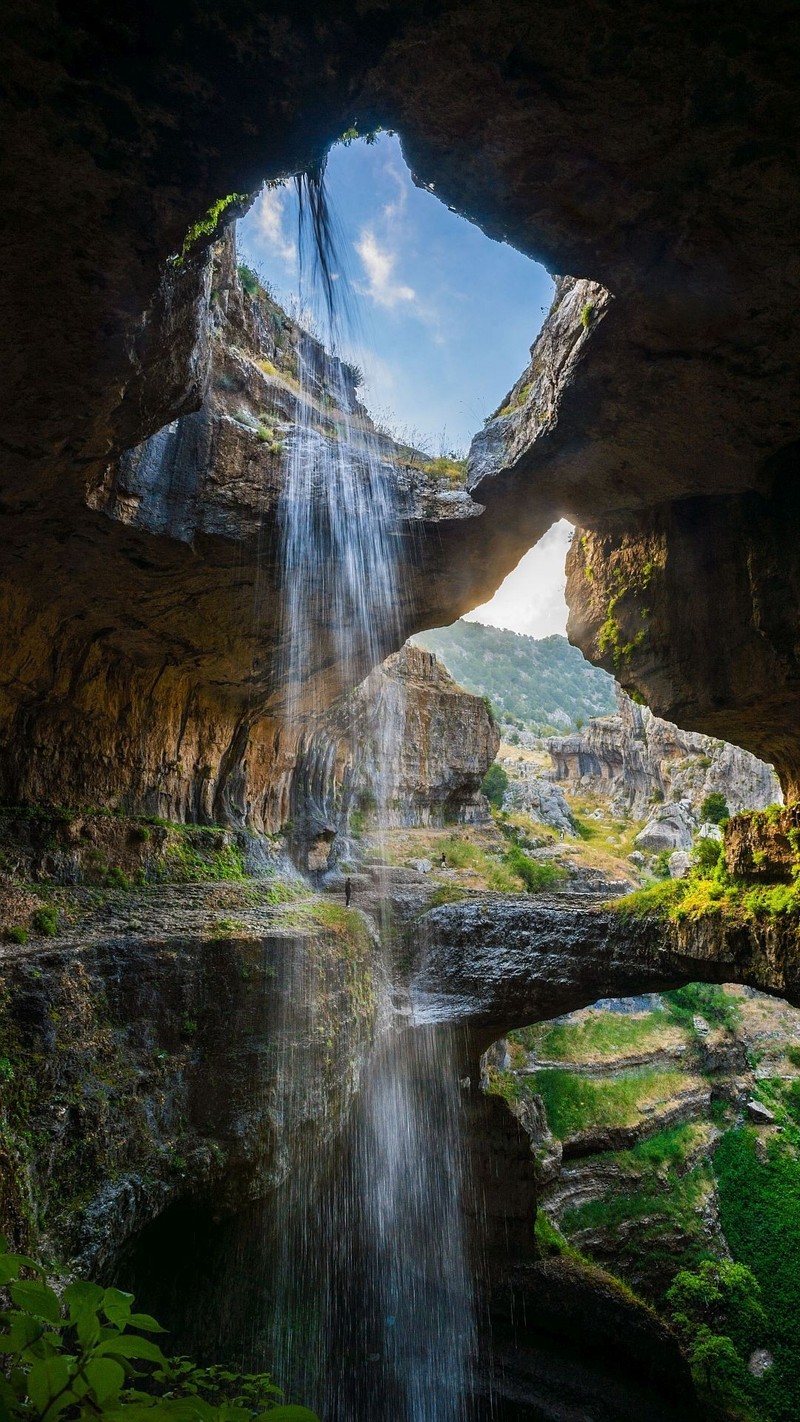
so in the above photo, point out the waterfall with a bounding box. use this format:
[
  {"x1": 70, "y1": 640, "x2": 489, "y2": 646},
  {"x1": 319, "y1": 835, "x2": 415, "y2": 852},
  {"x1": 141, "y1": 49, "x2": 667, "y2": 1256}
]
[{"x1": 260, "y1": 165, "x2": 479, "y2": 1417}]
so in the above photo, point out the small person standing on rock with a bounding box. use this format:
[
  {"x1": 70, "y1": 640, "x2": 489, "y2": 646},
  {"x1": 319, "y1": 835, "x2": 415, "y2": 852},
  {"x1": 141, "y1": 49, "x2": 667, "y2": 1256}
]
[
  {"x1": 345, "y1": 876, "x2": 352, "y2": 908},
  {"x1": 440, "y1": 852, "x2": 447, "y2": 868}
]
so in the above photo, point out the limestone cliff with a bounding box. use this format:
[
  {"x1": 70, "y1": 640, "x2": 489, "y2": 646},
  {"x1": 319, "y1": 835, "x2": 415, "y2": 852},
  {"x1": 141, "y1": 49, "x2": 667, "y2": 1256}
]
[
  {"x1": 289, "y1": 644, "x2": 499, "y2": 866},
  {"x1": 548, "y1": 688, "x2": 780, "y2": 818},
  {"x1": 0, "y1": 843, "x2": 378, "y2": 1270},
  {"x1": 0, "y1": 241, "x2": 489, "y2": 826}
]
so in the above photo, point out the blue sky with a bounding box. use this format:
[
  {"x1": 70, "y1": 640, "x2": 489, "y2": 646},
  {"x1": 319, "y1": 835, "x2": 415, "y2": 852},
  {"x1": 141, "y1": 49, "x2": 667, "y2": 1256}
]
[{"x1": 237, "y1": 132, "x2": 571, "y2": 637}]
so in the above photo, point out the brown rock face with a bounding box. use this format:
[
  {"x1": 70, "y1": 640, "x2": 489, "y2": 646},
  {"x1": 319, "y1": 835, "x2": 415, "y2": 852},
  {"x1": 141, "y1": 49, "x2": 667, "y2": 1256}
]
[
  {"x1": 565, "y1": 480, "x2": 800, "y2": 797},
  {"x1": 3, "y1": 2, "x2": 800, "y2": 803},
  {"x1": 290, "y1": 644, "x2": 500, "y2": 862},
  {"x1": 724, "y1": 805, "x2": 800, "y2": 882}
]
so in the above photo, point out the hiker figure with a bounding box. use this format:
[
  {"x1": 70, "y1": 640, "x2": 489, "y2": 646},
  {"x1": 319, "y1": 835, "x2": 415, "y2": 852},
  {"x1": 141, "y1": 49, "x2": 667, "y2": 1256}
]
[{"x1": 345, "y1": 876, "x2": 352, "y2": 907}]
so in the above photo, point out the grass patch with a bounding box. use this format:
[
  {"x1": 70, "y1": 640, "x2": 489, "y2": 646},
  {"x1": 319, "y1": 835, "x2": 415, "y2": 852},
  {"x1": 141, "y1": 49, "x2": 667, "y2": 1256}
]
[
  {"x1": 615, "y1": 848, "x2": 800, "y2": 925},
  {"x1": 563, "y1": 1160, "x2": 713, "y2": 1236},
  {"x1": 615, "y1": 1120, "x2": 708, "y2": 1173},
  {"x1": 515, "y1": 1009, "x2": 676, "y2": 1062},
  {"x1": 422, "y1": 454, "x2": 468, "y2": 483},
  {"x1": 663, "y1": 983, "x2": 742, "y2": 1034},
  {"x1": 426, "y1": 884, "x2": 468, "y2": 909},
  {"x1": 487, "y1": 1065, "x2": 689, "y2": 1137}
]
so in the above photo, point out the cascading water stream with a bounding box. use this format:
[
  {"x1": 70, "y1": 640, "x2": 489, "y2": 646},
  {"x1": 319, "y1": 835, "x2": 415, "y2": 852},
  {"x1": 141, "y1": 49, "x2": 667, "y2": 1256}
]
[{"x1": 260, "y1": 166, "x2": 479, "y2": 1418}]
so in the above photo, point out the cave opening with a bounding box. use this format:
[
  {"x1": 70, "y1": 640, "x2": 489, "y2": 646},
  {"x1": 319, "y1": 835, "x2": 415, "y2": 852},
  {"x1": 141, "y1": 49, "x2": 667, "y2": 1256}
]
[{"x1": 4, "y1": 11, "x2": 800, "y2": 1422}]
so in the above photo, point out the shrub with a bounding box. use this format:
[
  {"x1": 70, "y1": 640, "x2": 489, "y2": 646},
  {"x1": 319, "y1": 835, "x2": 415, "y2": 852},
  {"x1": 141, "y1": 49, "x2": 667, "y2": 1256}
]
[
  {"x1": 700, "y1": 792, "x2": 730, "y2": 825},
  {"x1": 652, "y1": 848, "x2": 672, "y2": 879},
  {"x1": 237, "y1": 261, "x2": 261, "y2": 298},
  {"x1": 130, "y1": 824, "x2": 151, "y2": 843},
  {"x1": 664, "y1": 983, "x2": 741, "y2": 1034},
  {"x1": 580, "y1": 301, "x2": 595, "y2": 329},
  {"x1": 6, "y1": 925, "x2": 29, "y2": 944},
  {"x1": 0, "y1": 1238, "x2": 318, "y2": 1421},
  {"x1": 503, "y1": 844, "x2": 565, "y2": 894},
  {"x1": 481, "y1": 762, "x2": 509, "y2": 809},
  {"x1": 32, "y1": 906, "x2": 57, "y2": 937},
  {"x1": 693, "y1": 835, "x2": 722, "y2": 870}
]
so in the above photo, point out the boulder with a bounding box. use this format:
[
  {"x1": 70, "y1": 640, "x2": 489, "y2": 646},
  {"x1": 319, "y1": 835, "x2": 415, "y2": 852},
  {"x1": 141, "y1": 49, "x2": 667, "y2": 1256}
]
[
  {"x1": 668, "y1": 851, "x2": 691, "y2": 879},
  {"x1": 503, "y1": 774, "x2": 577, "y2": 837},
  {"x1": 697, "y1": 822, "x2": 723, "y2": 842},
  {"x1": 635, "y1": 802, "x2": 696, "y2": 853},
  {"x1": 746, "y1": 1099, "x2": 776, "y2": 1125}
]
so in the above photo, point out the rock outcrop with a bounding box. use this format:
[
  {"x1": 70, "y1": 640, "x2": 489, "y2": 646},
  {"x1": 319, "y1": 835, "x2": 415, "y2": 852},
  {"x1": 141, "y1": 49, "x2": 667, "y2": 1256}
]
[
  {"x1": 290, "y1": 644, "x2": 499, "y2": 866},
  {"x1": 4, "y1": 2, "x2": 800, "y2": 801},
  {"x1": 502, "y1": 769, "x2": 577, "y2": 836},
  {"x1": 411, "y1": 896, "x2": 800, "y2": 1040},
  {"x1": 634, "y1": 801, "x2": 697, "y2": 854},
  {"x1": 0, "y1": 867, "x2": 378, "y2": 1270},
  {"x1": 548, "y1": 689, "x2": 780, "y2": 818}
]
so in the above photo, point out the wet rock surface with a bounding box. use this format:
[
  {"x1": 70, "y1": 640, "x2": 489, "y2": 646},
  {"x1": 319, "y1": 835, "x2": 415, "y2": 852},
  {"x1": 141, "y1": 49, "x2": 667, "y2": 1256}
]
[
  {"x1": 0, "y1": 877, "x2": 379, "y2": 1270},
  {"x1": 411, "y1": 894, "x2": 800, "y2": 1034}
]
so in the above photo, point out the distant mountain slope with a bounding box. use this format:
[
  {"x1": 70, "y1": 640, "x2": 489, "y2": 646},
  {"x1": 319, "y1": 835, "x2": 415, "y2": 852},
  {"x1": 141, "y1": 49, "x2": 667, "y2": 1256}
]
[{"x1": 413, "y1": 621, "x2": 616, "y2": 733}]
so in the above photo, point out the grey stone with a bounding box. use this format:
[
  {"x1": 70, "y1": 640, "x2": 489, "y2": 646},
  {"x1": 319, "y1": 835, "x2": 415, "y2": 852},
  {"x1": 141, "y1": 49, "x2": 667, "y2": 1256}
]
[
  {"x1": 746, "y1": 1099, "x2": 776, "y2": 1124},
  {"x1": 635, "y1": 802, "x2": 696, "y2": 853},
  {"x1": 668, "y1": 850, "x2": 692, "y2": 879},
  {"x1": 503, "y1": 774, "x2": 577, "y2": 836},
  {"x1": 548, "y1": 688, "x2": 781, "y2": 820}
]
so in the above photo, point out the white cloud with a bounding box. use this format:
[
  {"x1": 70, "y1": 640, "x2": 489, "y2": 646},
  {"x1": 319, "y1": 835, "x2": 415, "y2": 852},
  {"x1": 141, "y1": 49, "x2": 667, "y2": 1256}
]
[
  {"x1": 464, "y1": 520, "x2": 573, "y2": 639},
  {"x1": 252, "y1": 186, "x2": 297, "y2": 266},
  {"x1": 355, "y1": 228, "x2": 416, "y2": 309}
]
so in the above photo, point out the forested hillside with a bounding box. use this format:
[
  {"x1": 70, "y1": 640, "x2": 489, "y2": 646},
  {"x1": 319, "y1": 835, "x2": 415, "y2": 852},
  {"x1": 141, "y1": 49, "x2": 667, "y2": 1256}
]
[{"x1": 413, "y1": 620, "x2": 616, "y2": 733}]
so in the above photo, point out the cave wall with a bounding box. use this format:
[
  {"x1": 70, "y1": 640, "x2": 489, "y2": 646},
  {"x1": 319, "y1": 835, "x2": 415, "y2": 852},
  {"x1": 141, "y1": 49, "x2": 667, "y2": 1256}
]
[
  {"x1": 3, "y1": 0, "x2": 800, "y2": 804},
  {"x1": 0, "y1": 884, "x2": 378, "y2": 1270}
]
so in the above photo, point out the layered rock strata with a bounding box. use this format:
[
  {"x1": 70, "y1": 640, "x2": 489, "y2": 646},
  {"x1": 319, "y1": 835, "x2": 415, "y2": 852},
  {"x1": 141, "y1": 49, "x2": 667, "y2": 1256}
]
[
  {"x1": 412, "y1": 897, "x2": 800, "y2": 1039},
  {"x1": 548, "y1": 688, "x2": 780, "y2": 818},
  {"x1": 0, "y1": 874, "x2": 378, "y2": 1271},
  {"x1": 4, "y1": 1, "x2": 800, "y2": 797}
]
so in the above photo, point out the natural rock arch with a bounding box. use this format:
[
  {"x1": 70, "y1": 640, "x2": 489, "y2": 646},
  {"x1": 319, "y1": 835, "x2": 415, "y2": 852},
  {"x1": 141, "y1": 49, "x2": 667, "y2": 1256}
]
[{"x1": 3, "y1": 0, "x2": 800, "y2": 803}]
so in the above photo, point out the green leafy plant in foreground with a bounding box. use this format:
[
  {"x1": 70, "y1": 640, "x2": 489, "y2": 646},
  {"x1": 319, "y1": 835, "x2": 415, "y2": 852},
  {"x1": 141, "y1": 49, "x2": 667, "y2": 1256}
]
[{"x1": 0, "y1": 1240, "x2": 318, "y2": 1422}]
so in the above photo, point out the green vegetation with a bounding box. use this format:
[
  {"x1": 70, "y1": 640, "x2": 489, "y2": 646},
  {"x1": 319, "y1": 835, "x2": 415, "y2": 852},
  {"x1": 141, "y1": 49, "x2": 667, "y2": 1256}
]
[
  {"x1": 667, "y1": 1258, "x2": 766, "y2": 1410},
  {"x1": 422, "y1": 454, "x2": 468, "y2": 483},
  {"x1": 663, "y1": 983, "x2": 742, "y2": 1034},
  {"x1": 580, "y1": 301, "x2": 595, "y2": 329},
  {"x1": 153, "y1": 831, "x2": 247, "y2": 885},
  {"x1": 615, "y1": 852, "x2": 800, "y2": 925},
  {"x1": 31, "y1": 908, "x2": 57, "y2": 938},
  {"x1": 488, "y1": 1065, "x2": 687, "y2": 1137},
  {"x1": 480, "y1": 763, "x2": 509, "y2": 809},
  {"x1": 503, "y1": 844, "x2": 566, "y2": 893},
  {"x1": 0, "y1": 1239, "x2": 318, "y2": 1421},
  {"x1": 412, "y1": 621, "x2": 615, "y2": 733},
  {"x1": 238, "y1": 262, "x2": 261, "y2": 298},
  {"x1": 700, "y1": 792, "x2": 730, "y2": 825},
  {"x1": 515, "y1": 1008, "x2": 673, "y2": 1062},
  {"x1": 432, "y1": 833, "x2": 564, "y2": 895},
  {"x1": 177, "y1": 193, "x2": 247, "y2": 263},
  {"x1": 562, "y1": 1161, "x2": 712, "y2": 1239},
  {"x1": 494, "y1": 381, "x2": 533, "y2": 418},
  {"x1": 714, "y1": 1128, "x2": 800, "y2": 1420},
  {"x1": 5, "y1": 926, "x2": 28, "y2": 945}
]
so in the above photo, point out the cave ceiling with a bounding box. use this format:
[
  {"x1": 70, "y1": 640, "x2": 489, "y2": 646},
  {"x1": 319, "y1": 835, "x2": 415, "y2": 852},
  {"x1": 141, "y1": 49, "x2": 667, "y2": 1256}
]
[{"x1": 2, "y1": 0, "x2": 800, "y2": 804}]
